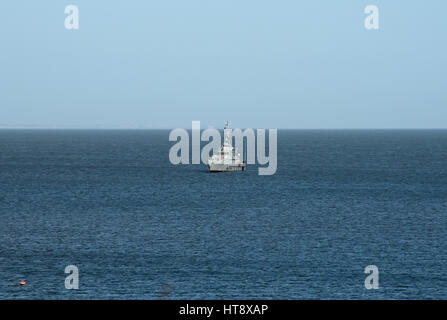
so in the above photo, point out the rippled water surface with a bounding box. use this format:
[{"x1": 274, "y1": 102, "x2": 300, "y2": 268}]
[{"x1": 0, "y1": 130, "x2": 446, "y2": 299}]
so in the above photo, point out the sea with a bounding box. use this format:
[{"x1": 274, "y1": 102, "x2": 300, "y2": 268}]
[{"x1": 0, "y1": 129, "x2": 446, "y2": 299}]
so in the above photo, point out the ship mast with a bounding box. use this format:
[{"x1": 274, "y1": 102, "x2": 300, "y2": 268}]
[{"x1": 224, "y1": 121, "x2": 231, "y2": 147}]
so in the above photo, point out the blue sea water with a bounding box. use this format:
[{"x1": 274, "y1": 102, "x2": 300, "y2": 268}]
[{"x1": 0, "y1": 129, "x2": 446, "y2": 299}]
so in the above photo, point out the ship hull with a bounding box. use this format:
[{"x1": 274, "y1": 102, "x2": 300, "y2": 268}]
[{"x1": 208, "y1": 163, "x2": 246, "y2": 172}]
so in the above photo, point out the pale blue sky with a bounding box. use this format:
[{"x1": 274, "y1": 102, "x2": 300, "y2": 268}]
[{"x1": 1, "y1": 1, "x2": 446, "y2": 128}]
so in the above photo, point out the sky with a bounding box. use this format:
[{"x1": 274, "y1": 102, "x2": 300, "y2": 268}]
[{"x1": 0, "y1": 1, "x2": 446, "y2": 129}]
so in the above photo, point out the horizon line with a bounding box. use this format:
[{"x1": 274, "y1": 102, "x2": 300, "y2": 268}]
[{"x1": 1, "y1": 127, "x2": 447, "y2": 130}]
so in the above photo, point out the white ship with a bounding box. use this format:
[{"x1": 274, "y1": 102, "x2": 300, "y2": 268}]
[{"x1": 208, "y1": 121, "x2": 246, "y2": 172}]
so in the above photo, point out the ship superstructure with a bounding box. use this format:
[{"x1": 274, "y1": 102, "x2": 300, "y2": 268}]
[{"x1": 208, "y1": 121, "x2": 246, "y2": 172}]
